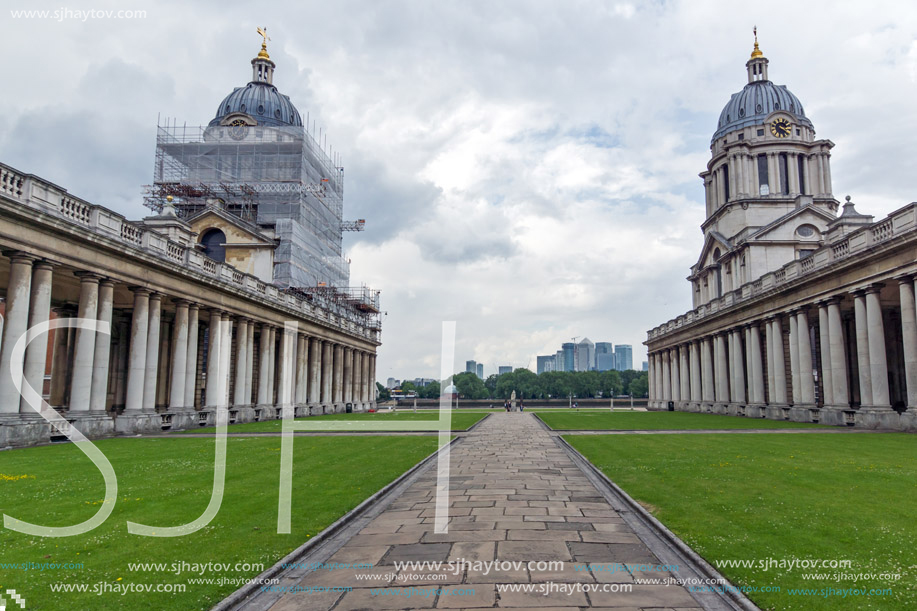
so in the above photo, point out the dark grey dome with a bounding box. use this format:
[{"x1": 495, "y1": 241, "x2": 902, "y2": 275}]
[
  {"x1": 713, "y1": 80, "x2": 812, "y2": 142},
  {"x1": 209, "y1": 82, "x2": 302, "y2": 128}
]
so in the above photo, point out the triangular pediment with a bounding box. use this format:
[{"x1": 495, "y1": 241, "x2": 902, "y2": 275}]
[
  {"x1": 747, "y1": 204, "x2": 836, "y2": 243},
  {"x1": 693, "y1": 232, "x2": 731, "y2": 272},
  {"x1": 185, "y1": 208, "x2": 274, "y2": 244}
]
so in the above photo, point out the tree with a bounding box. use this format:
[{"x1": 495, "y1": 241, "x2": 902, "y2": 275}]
[
  {"x1": 419, "y1": 380, "x2": 440, "y2": 399},
  {"x1": 484, "y1": 374, "x2": 499, "y2": 397},
  {"x1": 628, "y1": 373, "x2": 649, "y2": 398},
  {"x1": 453, "y1": 372, "x2": 488, "y2": 399},
  {"x1": 376, "y1": 382, "x2": 391, "y2": 401},
  {"x1": 400, "y1": 381, "x2": 417, "y2": 394}
]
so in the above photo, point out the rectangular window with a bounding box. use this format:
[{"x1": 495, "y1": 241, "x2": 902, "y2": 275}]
[
  {"x1": 723, "y1": 164, "x2": 730, "y2": 201},
  {"x1": 797, "y1": 154, "x2": 807, "y2": 194},
  {"x1": 780, "y1": 153, "x2": 789, "y2": 194},
  {"x1": 757, "y1": 129, "x2": 765, "y2": 136},
  {"x1": 757, "y1": 154, "x2": 769, "y2": 195}
]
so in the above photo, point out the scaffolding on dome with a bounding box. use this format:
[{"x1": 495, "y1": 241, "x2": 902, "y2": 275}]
[{"x1": 146, "y1": 121, "x2": 351, "y2": 288}]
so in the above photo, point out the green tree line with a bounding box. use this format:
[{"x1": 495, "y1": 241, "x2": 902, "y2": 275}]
[{"x1": 386, "y1": 369, "x2": 649, "y2": 400}]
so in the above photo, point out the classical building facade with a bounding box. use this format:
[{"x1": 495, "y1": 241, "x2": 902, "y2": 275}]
[
  {"x1": 0, "y1": 37, "x2": 380, "y2": 448},
  {"x1": 645, "y1": 39, "x2": 917, "y2": 431}
]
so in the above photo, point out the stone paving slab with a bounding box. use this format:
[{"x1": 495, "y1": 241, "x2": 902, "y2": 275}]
[{"x1": 255, "y1": 413, "x2": 714, "y2": 610}]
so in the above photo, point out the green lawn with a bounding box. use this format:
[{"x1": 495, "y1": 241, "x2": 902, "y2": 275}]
[
  {"x1": 0, "y1": 435, "x2": 438, "y2": 609},
  {"x1": 565, "y1": 433, "x2": 916, "y2": 610},
  {"x1": 539, "y1": 411, "x2": 831, "y2": 430},
  {"x1": 179, "y1": 411, "x2": 487, "y2": 434}
]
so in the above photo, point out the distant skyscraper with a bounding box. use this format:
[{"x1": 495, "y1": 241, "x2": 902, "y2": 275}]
[
  {"x1": 642, "y1": 361, "x2": 649, "y2": 371},
  {"x1": 575, "y1": 338, "x2": 595, "y2": 371},
  {"x1": 614, "y1": 344, "x2": 633, "y2": 371},
  {"x1": 596, "y1": 352, "x2": 616, "y2": 371},
  {"x1": 554, "y1": 350, "x2": 564, "y2": 372},
  {"x1": 476, "y1": 363, "x2": 484, "y2": 379},
  {"x1": 536, "y1": 355, "x2": 555, "y2": 374},
  {"x1": 386, "y1": 377, "x2": 399, "y2": 389},
  {"x1": 498, "y1": 366, "x2": 512, "y2": 375},
  {"x1": 466, "y1": 360, "x2": 476, "y2": 374},
  {"x1": 595, "y1": 342, "x2": 614, "y2": 371},
  {"x1": 561, "y1": 343, "x2": 575, "y2": 372}
]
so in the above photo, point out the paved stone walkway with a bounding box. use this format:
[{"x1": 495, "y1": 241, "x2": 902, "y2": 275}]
[{"x1": 261, "y1": 413, "x2": 707, "y2": 610}]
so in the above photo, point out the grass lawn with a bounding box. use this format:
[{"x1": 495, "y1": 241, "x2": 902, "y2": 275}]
[
  {"x1": 539, "y1": 411, "x2": 831, "y2": 430},
  {"x1": 0, "y1": 435, "x2": 438, "y2": 609},
  {"x1": 565, "y1": 433, "x2": 916, "y2": 610},
  {"x1": 179, "y1": 411, "x2": 487, "y2": 434}
]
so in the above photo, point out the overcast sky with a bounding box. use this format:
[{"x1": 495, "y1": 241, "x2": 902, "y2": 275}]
[{"x1": 3, "y1": 1, "x2": 917, "y2": 381}]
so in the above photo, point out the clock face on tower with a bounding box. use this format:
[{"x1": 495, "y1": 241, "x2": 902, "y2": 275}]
[{"x1": 770, "y1": 118, "x2": 791, "y2": 138}]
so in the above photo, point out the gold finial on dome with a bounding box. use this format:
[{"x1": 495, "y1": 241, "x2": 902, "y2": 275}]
[
  {"x1": 750, "y1": 26, "x2": 763, "y2": 59},
  {"x1": 256, "y1": 26, "x2": 271, "y2": 60}
]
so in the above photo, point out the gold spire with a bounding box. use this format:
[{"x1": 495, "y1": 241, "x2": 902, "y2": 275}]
[
  {"x1": 750, "y1": 26, "x2": 763, "y2": 59},
  {"x1": 256, "y1": 26, "x2": 271, "y2": 60}
]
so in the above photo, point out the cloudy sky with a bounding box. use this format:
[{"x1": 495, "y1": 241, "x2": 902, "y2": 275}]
[{"x1": 3, "y1": 1, "x2": 917, "y2": 381}]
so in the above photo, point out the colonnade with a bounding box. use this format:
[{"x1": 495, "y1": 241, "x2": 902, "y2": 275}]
[
  {"x1": 0, "y1": 251, "x2": 378, "y2": 444},
  {"x1": 648, "y1": 280, "x2": 916, "y2": 429}
]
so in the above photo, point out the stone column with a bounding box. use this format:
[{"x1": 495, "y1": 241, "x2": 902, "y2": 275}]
[
  {"x1": 747, "y1": 323, "x2": 765, "y2": 407},
  {"x1": 900, "y1": 277, "x2": 917, "y2": 410},
  {"x1": 764, "y1": 317, "x2": 776, "y2": 403},
  {"x1": 320, "y1": 341, "x2": 332, "y2": 405},
  {"x1": 204, "y1": 310, "x2": 223, "y2": 408},
  {"x1": 661, "y1": 351, "x2": 671, "y2": 403},
  {"x1": 730, "y1": 329, "x2": 745, "y2": 404},
  {"x1": 852, "y1": 290, "x2": 872, "y2": 407},
  {"x1": 244, "y1": 322, "x2": 255, "y2": 406},
  {"x1": 714, "y1": 333, "x2": 729, "y2": 405},
  {"x1": 679, "y1": 346, "x2": 690, "y2": 405},
  {"x1": 278, "y1": 327, "x2": 295, "y2": 408},
  {"x1": 352, "y1": 349, "x2": 363, "y2": 408},
  {"x1": 0, "y1": 253, "x2": 36, "y2": 415},
  {"x1": 670, "y1": 348, "x2": 680, "y2": 403},
  {"x1": 257, "y1": 325, "x2": 271, "y2": 406},
  {"x1": 220, "y1": 313, "x2": 233, "y2": 407},
  {"x1": 343, "y1": 347, "x2": 353, "y2": 405},
  {"x1": 141, "y1": 294, "x2": 162, "y2": 412},
  {"x1": 362, "y1": 352, "x2": 370, "y2": 403},
  {"x1": 772, "y1": 316, "x2": 788, "y2": 406},
  {"x1": 369, "y1": 354, "x2": 376, "y2": 406},
  {"x1": 21, "y1": 261, "x2": 53, "y2": 413},
  {"x1": 788, "y1": 311, "x2": 800, "y2": 405},
  {"x1": 864, "y1": 285, "x2": 891, "y2": 409},
  {"x1": 266, "y1": 326, "x2": 276, "y2": 406},
  {"x1": 827, "y1": 298, "x2": 850, "y2": 410},
  {"x1": 69, "y1": 273, "x2": 101, "y2": 412},
  {"x1": 233, "y1": 318, "x2": 249, "y2": 406},
  {"x1": 701, "y1": 339, "x2": 714, "y2": 405},
  {"x1": 796, "y1": 309, "x2": 815, "y2": 407},
  {"x1": 308, "y1": 337, "x2": 321, "y2": 406},
  {"x1": 90, "y1": 279, "x2": 115, "y2": 412},
  {"x1": 295, "y1": 334, "x2": 307, "y2": 405},
  {"x1": 332, "y1": 344, "x2": 344, "y2": 405},
  {"x1": 689, "y1": 341, "x2": 701, "y2": 406},
  {"x1": 169, "y1": 300, "x2": 190, "y2": 410},
  {"x1": 817, "y1": 302, "x2": 834, "y2": 407},
  {"x1": 124, "y1": 289, "x2": 150, "y2": 413},
  {"x1": 183, "y1": 304, "x2": 200, "y2": 410}
]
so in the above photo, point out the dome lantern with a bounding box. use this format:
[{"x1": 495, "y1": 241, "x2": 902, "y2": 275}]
[
  {"x1": 746, "y1": 27, "x2": 769, "y2": 83},
  {"x1": 252, "y1": 26, "x2": 275, "y2": 85}
]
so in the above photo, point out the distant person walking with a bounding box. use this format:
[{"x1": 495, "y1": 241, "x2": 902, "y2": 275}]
[
  {"x1": 519, "y1": 399, "x2": 525, "y2": 412},
  {"x1": 504, "y1": 400, "x2": 510, "y2": 412}
]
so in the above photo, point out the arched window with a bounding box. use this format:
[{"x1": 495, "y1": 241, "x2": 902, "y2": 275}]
[{"x1": 200, "y1": 228, "x2": 226, "y2": 263}]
